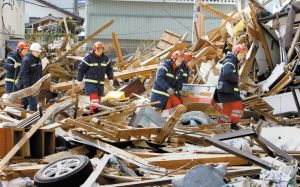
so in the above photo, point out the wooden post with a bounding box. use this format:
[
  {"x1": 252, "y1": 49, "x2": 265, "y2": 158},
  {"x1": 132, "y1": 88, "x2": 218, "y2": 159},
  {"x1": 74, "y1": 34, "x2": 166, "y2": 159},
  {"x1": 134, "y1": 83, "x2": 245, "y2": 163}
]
[
  {"x1": 154, "y1": 104, "x2": 187, "y2": 144},
  {"x1": 112, "y1": 32, "x2": 125, "y2": 70},
  {"x1": 199, "y1": 3, "x2": 205, "y2": 37}
]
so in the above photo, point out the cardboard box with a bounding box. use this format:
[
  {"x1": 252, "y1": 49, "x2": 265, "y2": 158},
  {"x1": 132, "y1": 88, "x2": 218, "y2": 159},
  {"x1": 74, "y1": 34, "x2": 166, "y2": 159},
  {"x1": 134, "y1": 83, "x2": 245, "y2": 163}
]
[{"x1": 180, "y1": 84, "x2": 221, "y2": 116}]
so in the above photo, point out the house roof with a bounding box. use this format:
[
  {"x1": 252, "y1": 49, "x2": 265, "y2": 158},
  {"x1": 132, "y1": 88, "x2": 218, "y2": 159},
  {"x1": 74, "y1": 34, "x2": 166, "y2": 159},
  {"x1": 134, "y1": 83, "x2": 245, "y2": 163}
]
[
  {"x1": 25, "y1": 15, "x2": 61, "y2": 28},
  {"x1": 34, "y1": 0, "x2": 84, "y2": 24}
]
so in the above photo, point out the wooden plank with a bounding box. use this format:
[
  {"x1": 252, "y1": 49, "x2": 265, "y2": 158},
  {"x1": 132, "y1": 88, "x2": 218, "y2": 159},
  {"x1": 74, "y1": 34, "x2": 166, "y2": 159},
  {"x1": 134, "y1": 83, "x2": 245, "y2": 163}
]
[
  {"x1": 114, "y1": 64, "x2": 158, "y2": 80},
  {"x1": 3, "y1": 74, "x2": 51, "y2": 104},
  {"x1": 67, "y1": 119, "x2": 119, "y2": 141},
  {"x1": 81, "y1": 154, "x2": 113, "y2": 187},
  {"x1": 249, "y1": 3, "x2": 273, "y2": 69},
  {"x1": 0, "y1": 99, "x2": 74, "y2": 170},
  {"x1": 0, "y1": 114, "x2": 19, "y2": 123},
  {"x1": 209, "y1": 9, "x2": 237, "y2": 42},
  {"x1": 50, "y1": 80, "x2": 80, "y2": 93},
  {"x1": 112, "y1": 32, "x2": 125, "y2": 70},
  {"x1": 145, "y1": 153, "x2": 248, "y2": 169},
  {"x1": 116, "y1": 128, "x2": 161, "y2": 139},
  {"x1": 252, "y1": 107, "x2": 284, "y2": 125},
  {"x1": 201, "y1": 3, "x2": 234, "y2": 21},
  {"x1": 266, "y1": 71, "x2": 294, "y2": 96},
  {"x1": 199, "y1": 3, "x2": 205, "y2": 37},
  {"x1": 141, "y1": 47, "x2": 173, "y2": 66},
  {"x1": 70, "y1": 130, "x2": 164, "y2": 172},
  {"x1": 239, "y1": 42, "x2": 259, "y2": 82},
  {"x1": 154, "y1": 105, "x2": 187, "y2": 144}
]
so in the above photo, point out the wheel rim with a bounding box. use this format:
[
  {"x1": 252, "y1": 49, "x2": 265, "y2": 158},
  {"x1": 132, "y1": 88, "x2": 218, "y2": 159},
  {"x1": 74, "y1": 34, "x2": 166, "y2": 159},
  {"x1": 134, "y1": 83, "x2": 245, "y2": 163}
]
[{"x1": 42, "y1": 158, "x2": 81, "y2": 179}]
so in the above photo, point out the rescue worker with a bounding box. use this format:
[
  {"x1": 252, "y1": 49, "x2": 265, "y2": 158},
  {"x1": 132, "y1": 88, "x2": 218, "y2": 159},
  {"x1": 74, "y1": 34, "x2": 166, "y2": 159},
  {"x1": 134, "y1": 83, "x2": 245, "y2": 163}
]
[
  {"x1": 77, "y1": 41, "x2": 114, "y2": 114},
  {"x1": 214, "y1": 43, "x2": 248, "y2": 130},
  {"x1": 4, "y1": 41, "x2": 29, "y2": 93},
  {"x1": 18, "y1": 43, "x2": 43, "y2": 111},
  {"x1": 150, "y1": 50, "x2": 184, "y2": 110},
  {"x1": 177, "y1": 52, "x2": 192, "y2": 91}
]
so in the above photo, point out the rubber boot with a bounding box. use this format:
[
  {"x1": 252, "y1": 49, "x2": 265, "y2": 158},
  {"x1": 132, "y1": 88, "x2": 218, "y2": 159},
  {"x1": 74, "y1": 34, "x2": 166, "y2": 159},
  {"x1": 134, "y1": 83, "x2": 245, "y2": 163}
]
[{"x1": 230, "y1": 123, "x2": 240, "y2": 130}]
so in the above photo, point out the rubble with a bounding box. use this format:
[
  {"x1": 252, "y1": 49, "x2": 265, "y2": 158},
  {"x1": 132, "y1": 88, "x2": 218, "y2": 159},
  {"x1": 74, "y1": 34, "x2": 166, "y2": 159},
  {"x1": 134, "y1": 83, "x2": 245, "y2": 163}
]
[{"x1": 1, "y1": 1, "x2": 300, "y2": 186}]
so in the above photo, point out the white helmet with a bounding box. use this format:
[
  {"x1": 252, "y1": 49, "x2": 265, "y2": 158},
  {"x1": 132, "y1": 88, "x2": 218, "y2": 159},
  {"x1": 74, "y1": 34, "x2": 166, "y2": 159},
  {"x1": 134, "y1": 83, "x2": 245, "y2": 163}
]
[{"x1": 30, "y1": 43, "x2": 42, "y2": 52}]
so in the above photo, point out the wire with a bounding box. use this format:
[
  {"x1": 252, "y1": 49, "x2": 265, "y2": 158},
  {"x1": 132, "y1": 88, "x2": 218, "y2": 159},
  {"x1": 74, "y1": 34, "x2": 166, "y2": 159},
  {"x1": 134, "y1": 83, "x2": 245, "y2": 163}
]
[
  {"x1": 2, "y1": 1, "x2": 14, "y2": 35},
  {"x1": 20, "y1": 0, "x2": 104, "y2": 9}
]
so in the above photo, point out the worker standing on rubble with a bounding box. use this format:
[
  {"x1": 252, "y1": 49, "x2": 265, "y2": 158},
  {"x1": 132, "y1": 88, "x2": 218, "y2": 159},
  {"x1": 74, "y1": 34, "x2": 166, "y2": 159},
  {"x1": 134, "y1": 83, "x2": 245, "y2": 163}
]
[
  {"x1": 77, "y1": 41, "x2": 114, "y2": 114},
  {"x1": 150, "y1": 50, "x2": 184, "y2": 110},
  {"x1": 215, "y1": 43, "x2": 248, "y2": 130},
  {"x1": 4, "y1": 41, "x2": 30, "y2": 93},
  {"x1": 177, "y1": 52, "x2": 192, "y2": 91},
  {"x1": 18, "y1": 43, "x2": 43, "y2": 111}
]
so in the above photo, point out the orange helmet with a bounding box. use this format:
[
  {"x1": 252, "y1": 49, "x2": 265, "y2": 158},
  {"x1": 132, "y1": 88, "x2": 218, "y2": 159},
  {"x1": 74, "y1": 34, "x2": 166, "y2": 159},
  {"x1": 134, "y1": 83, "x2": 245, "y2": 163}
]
[
  {"x1": 184, "y1": 52, "x2": 192, "y2": 62},
  {"x1": 93, "y1": 41, "x2": 104, "y2": 51},
  {"x1": 232, "y1": 44, "x2": 248, "y2": 54},
  {"x1": 171, "y1": 50, "x2": 184, "y2": 60},
  {"x1": 17, "y1": 41, "x2": 30, "y2": 50}
]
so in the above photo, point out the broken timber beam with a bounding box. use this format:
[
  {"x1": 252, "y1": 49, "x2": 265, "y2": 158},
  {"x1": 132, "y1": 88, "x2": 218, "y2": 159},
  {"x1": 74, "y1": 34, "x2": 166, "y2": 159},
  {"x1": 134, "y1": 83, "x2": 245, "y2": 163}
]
[
  {"x1": 239, "y1": 42, "x2": 259, "y2": 82},
  {"x1": 81, "y1": 154, "x2": 113, "y2": 187},
  {"x1": 2, "y1": 74, "x2": 51, "y2": 104},
  {"x1": 114, "y1": 64, "x2": 158, "y2": 80},
  {"x1": 70, "y1": 130, "x2": 165, "y2": 172},
  {"x1": 0, "y1": 99, "x2": 74, "y2": 170},
  {"x1": 209, "y1": 9, "x2": 237, "y2": 42},
  {"x1": 249, "y1": 3, "x2": 273, "y2": 70},
  {"x1": 154, "y1": 104, "x2": 187, "y2": 144},
  {"x1": 201, "y1": 3, "x2": 237, "y2": 21},
  {"x1": 266, "y1": 71, "x2": 294, "y2": 96},
  {"x1": 112, "y1": 32, "x2": 125, "y2": 71}
]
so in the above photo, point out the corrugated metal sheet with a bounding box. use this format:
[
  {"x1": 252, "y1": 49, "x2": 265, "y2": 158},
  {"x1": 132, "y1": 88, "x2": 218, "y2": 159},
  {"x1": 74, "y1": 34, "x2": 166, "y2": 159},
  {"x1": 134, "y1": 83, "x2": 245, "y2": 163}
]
[{"x1": 86, "y1": 0, "x2": 236, "y2": 50}]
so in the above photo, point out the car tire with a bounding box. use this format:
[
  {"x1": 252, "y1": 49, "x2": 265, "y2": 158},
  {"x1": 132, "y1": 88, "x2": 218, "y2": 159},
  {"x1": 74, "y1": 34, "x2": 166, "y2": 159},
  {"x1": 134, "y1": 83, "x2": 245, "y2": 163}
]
[{"x1": 34, "y1": 155, "x2": 93, "y2": 187}]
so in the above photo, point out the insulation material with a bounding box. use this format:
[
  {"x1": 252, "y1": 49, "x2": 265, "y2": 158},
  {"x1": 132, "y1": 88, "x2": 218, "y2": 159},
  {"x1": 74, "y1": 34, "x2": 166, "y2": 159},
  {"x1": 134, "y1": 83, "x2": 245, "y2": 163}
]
[{"x1": 263, "y1": 89, "x2": 300, "y2": 115}]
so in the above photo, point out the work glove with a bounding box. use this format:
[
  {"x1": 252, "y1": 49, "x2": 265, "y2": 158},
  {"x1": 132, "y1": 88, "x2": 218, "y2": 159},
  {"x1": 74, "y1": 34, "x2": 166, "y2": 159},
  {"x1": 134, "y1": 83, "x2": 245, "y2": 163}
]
[
  {"x1": 167, "y1": 88, "x2": 175, "y2": 95},
  {"x1": 78, "y1": 81, "x2": 85, "y2": 88},
  {"x1": 109, "y1": 80, "x2": 114, "y2": 87},
  {"x1": 14, "y1": 63, "x2": 21, "y2": 68}
]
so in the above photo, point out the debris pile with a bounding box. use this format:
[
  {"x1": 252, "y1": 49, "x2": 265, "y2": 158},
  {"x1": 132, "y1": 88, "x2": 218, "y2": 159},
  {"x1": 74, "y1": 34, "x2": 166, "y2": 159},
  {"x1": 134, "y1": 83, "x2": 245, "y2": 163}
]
[{"x1": 0, "y1": 0, "x2": 300, "y2": 186}]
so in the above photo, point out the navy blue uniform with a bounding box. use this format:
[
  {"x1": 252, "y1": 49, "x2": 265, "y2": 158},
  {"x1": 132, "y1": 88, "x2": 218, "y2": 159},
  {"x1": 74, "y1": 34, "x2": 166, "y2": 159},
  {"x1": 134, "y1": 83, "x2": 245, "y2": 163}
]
[
  {"x1": 150, "y1": 59, "x2": 179, "y2": 109},
  {"x1": 177, "y1": 62, "x2": 189, "y2": 91},
  {"x1": 215, "y1": 52, "x2": 242, "y2": 103},
  {"x1": 18, "y1": 53, "x2": 42, "y2": 111},
  {"x1": 4, "y1": 51, "x2": 22, "y2": 93},
  {"x1": 77, "y1": 52, "x2": 113, "y2": 96}
]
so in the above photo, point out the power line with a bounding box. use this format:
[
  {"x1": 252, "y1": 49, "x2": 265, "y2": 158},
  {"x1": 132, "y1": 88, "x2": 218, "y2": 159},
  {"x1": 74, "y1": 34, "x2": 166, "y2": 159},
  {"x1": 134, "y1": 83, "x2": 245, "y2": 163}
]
[{"x1": 20, "y1": 0, "x2": 103, "y2": 9}]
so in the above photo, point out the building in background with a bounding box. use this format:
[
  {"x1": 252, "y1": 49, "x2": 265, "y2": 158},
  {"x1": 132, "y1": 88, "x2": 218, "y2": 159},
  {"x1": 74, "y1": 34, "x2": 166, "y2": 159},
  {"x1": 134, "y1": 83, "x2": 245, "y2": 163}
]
[
  {"x1": 0, "y1": 0, "x2": 25, "y2": 60},
  {"x1": 85, "y1": 0, "x2": 237, "y2": 56},
  {"x1": 24, "y1": 0, "x2": 85, "y2": 25}
]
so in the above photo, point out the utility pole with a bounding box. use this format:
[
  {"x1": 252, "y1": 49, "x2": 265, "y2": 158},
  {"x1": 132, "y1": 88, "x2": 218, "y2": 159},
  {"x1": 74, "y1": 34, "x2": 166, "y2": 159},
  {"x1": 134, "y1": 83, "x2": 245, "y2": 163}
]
[
  {"x1": 192, "y1": 0, "x2": 204, "y2": 44},
  {"x1": 192, "y1": 0, "x2": 199, "y2": 44},
  {"x1": 73, "y1": 0, "x2": 79, "y2": 15}
]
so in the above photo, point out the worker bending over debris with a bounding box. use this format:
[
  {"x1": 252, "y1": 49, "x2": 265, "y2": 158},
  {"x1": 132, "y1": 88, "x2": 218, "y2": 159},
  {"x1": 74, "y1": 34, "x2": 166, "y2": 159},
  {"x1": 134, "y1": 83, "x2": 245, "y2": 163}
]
[
  {"x1": 150, "y1": 50, "x2": 183, "y2": 110},
  {"x1": 77, "y1": 41, "x2": 114, "y2": 114},
  {"x1": 4, "y1": 41, "x2": 29, "y2": 93},
  {"x1": 214, "y1": 44, "x2": 248, "y2": 130},
  {"x1": 18, "y1": 43, "x2": 43, "y2": 111},
  {"x1": 177, "y1": 52, "x2": 192, "y2": 91}
]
